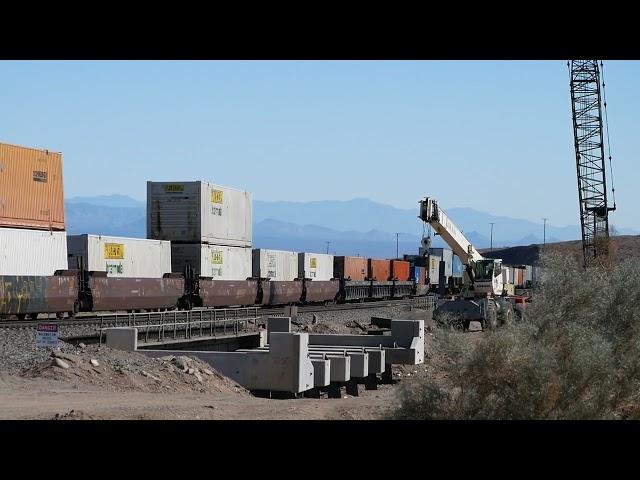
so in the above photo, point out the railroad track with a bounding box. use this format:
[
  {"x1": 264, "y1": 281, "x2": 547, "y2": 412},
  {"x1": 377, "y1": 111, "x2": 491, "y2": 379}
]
[{"x1": 0, "y1": 296, "x2": 434, "y2": 330}]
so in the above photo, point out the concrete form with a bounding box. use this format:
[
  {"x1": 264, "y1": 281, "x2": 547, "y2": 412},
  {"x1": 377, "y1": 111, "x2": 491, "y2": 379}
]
[
  {"x1": 105, "y1": 327, "x2": 138, "y2": 351},
  {"x1": 104, "y1": 316, "x2": 423, "y2": 396}
]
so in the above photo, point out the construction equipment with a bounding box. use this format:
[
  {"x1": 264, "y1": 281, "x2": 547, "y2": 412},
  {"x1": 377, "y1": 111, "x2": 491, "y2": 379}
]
[
  {"x1": 569, "y1": 60, "x2": 616, "y2": 268},
  {"x1": 419, "y1": 197, "x2": 514, "y2": 330}
]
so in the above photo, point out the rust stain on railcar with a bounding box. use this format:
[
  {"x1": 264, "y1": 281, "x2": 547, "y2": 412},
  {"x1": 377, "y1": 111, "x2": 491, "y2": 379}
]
[
  {"x1": 304, "y1": 280, "x2": 340, "y2": 303},
  {"x1": 89, "y1": 277, "x2": 184, "y2": 311},
  {"x1": 262, "y1": 280, "x2": 303, "y2": 306},
  {"x1": 0, "y1": 275, "x2": 77, "y2": 314},
  {"x1": 199, "y1": 279, "x2": 259, "y2": 307}
]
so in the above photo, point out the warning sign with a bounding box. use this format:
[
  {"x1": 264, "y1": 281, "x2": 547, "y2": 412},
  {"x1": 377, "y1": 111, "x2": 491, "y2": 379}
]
[{"x1": 36, "y1": 324, "x2": 59, "y2": 349}]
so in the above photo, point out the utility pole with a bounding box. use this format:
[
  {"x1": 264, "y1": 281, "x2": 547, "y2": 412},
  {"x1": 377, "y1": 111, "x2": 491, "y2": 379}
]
[
  {"x1": 542, "y1": 218, "x2": 549, "y2": 246},
  {"x1": 326, "y1": 241, "x2": 331, "y2": 254},
  {"x1": 490, "y1": 223, "x2": 495, "y2": 251},
  {"x1": 395, "y1": 233, "x2": 400, "y2": 259}
]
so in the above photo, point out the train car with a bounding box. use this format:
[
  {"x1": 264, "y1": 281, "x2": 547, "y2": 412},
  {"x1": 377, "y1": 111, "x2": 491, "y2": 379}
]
[
  {"x1": 259, "y1": 279, "x2": 304, "y2": 306},
  {"x1": 0, "y1": 272, "x2": 79, "y2": 320},
  {"x1": 196, "y1": 279, "x2": 259, "y2": 308},
  {"x1": 81, "y1": 272, "x2": 185, "y2": 312},
  {"x1": 302, "y1": 279, "x2": 340, "y2": 304}
]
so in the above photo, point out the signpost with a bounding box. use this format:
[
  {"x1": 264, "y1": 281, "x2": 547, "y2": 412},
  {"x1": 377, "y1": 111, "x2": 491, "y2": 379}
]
[{"x1": 36, "y1": 324, "x2": 59, "y2": 349}]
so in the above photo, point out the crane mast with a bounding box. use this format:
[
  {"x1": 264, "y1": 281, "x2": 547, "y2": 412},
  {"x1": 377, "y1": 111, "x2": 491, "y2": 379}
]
[{"x1": 569, "y1": 60, "x2": 616, "y2": 268}]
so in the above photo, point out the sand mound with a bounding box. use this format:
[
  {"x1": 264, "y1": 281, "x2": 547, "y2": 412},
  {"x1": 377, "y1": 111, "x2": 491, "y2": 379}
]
[{"x1": 21, "y1": 344, "x2": 248, "y2": 397}]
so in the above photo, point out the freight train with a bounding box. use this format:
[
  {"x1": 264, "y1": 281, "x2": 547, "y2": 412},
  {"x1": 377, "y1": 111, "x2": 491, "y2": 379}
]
[{"x1": 0, "y1": 257, "x2": 431, "y2": 320}]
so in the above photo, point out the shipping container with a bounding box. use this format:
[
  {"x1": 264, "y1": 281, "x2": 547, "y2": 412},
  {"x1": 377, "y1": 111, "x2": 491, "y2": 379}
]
[
  {"x1": 391, "y1": 260, "x2": 410, "y2": 281},
  {"x1": 428, "y1": 255, "x2": 441, "y2": 284},
  {"x1": 0, "y1": 228, "x2": 68, "y2": 276},
  {"x1": 67, "y1": 234, "x2": 171, "y2": 278},
  {"x1": 404, "y1": 254, "x2": 427, "y2": 268},
  {"x1": 429, "y1": 248, "x2": 453, "y2": 278},
  {"x1": 452, "y1": 254, "x2": 464, "y2": 278},
  {"x1": 172, "y1": 243, "x2": 252, "y2": 280},
  {"x1": 147, "y1": 181, "x2": 252, "y2": 247},
  {"x1": 411, "y1": 266, "x2": 426, "y2": 285},
  {"x1": 252, "y1": 249, "x2": 299, "y2": 281},
  {"x1": 333, "y1": 256, "x2": 367, "y2": 281},
  {"x1": 525, "y1": 265, "x2": 533, "y2": 286},
  {"x1": 298, "y1": 252, "x2": 334, "y2": 281},
  {"x1": 368, "y1": 259, "x2": 391, "y2": 281},
  {"x1": 0, "y1": 142, "x2": 65, "y2": 231},
  {"x1": 513, "y1": 266, "x2": 526, "y2": 288}
]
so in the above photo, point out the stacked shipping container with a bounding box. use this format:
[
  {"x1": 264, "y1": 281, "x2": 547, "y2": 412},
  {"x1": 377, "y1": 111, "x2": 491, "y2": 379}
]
[
  {"x1": 67, "y1": 234, "x2": 172, "y2": 278},
  {"x1": 0, "y1": 143, "x2": 68, "y2": 276},
  {"x1": 147, "y1": 181, "x2": 253, "y2": 280}
]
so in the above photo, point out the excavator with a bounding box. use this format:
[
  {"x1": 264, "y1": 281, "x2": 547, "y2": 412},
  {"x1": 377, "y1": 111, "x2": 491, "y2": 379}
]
[{"x1": 419, "y1": 197, "x2": 515, "y2": 330}]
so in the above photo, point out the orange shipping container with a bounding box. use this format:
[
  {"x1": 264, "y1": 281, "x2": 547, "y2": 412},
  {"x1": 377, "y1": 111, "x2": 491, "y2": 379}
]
[
  {"x1": 391, "y1": 260, "x2": 410, "y2": 281},
  {"x1": 368, "y1": 259, "x2": 391, "y2": 281},
  {"x1": 0, "y1": 142, "x2": 65, "y2": 230},
  {"x1": 333, "y1": 256, "x2": 367, "y2": 281}
]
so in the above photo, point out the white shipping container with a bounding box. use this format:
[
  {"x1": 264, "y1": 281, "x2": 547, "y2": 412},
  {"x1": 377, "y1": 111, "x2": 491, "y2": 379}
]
[
  {"x1": 253, "y1": 249, "x2": 299, "y2": 281},
  {"x1": 172, "y1": 244, "x2": 252, "y2": 280},
  {"x1": 0, "y1": 228, "x2": 68, "y2": 276},
  {"x1": 66, "y1": 234, "x2": 171, "y2": 278},
  {"x1": 429, "y1": 248, "x2": 453, "y2": 278},
  {"x1": 298, "y1": 252, "x2": 334, "y2": 281},
  {"x1": 428, "y1": 255, "x2": 441, "y2": 284},
  {"x1": 147, "y1": 181, "x2": 252, "y2": 247}
]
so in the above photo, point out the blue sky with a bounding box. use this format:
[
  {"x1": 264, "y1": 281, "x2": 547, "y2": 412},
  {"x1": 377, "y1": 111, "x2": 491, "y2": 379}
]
[{"x1": 1, "y1": 60, "x2": 637, "y2": 229}]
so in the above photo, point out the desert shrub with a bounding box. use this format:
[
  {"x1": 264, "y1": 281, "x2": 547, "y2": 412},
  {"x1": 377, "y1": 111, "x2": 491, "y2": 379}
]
[{"x1": 391, "y1": 252, "x2": 640, "y2": 419}]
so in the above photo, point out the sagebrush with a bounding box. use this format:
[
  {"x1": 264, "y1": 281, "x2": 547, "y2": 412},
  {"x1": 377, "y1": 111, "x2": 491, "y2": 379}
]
[{"x1": 391, "y1": 252, "x2": 640, "y2": 419}]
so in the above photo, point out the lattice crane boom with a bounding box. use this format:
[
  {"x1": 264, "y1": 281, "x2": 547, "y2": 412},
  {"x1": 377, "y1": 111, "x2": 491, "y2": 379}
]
[{"x1": 569, "y1": 60, "x2": 616, "y2": 268}]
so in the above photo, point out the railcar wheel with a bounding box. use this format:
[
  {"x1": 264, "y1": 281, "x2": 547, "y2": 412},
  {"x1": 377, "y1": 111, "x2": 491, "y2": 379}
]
[
  {"x1": 16, "y1": 314, "x2": 26, "y2": 321},
  {"x1": 56, "y1": 312, "x2": 65, "y2": 319}
]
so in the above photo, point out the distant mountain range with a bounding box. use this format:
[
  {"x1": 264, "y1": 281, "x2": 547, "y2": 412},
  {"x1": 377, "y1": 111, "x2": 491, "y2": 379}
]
[{"x1": 64, "y1": 195, "x2": 639, "y2": 258}]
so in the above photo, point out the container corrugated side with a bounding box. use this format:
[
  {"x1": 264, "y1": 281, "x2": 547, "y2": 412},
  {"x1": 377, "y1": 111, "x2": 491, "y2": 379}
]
[
  {"x1": 0, "y1": 228, "x2": 67, "y2": 276},
  {"x1": 368, "y1": 259, "x2": 391, "y2": 281},
  {"x1": 0, "y1": 142, "x2": 65, "y2": 230},
  {"x1": 171, "y1": 244, "x2": 252, "y2": 280},
  {"x1": 252, "y1": 249, "x2": 299, "y2": 281},
  {"x1": 147, "y1": 181, "x2": 252, "y2": 247},
  {"x1": 391, "y1": 260, "x2": 410, "y2": 281},
  {"x1": 333, "y1": 256, "x2": 367, "y2": 281},
  {"x1": 298, "y1": 252, "x2": 333, "y2": 281},
  {"x1": 67, "y1": 234, "x2": 171, "y2": 278}
]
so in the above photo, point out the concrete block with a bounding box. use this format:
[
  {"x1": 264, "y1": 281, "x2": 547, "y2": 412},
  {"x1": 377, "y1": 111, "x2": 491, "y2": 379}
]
[
  {"x1": 140, "y1": 332, "x2": 315, "y2": 394},
  {"x1": 309, "y1": 354, "x2": 350, "y2": 382},
  {"x1": 348, "y1": 352, "x2": 369, "y2": 378},
  {"x1": 267, "y1": 316, "x2": 291, "y2": 343},
  {"x1": 311, "y1": 359, "x2": 331, "y2": 387},
  {"x1": 259, "y1": 329, "x2": 268, "y2": 347},
  {"x1": 391, "y1": 319, "x2": 424, "y2": 348},
  {"x1": 105, "y1": 327, "x2": 138, "y2": 351},
  {"x1": 269, "y1": 332, "x2": 314, "y2": 393}
]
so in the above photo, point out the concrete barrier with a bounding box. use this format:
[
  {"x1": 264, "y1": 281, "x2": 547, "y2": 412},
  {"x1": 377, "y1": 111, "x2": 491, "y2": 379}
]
[
  {"x1": 105, "y1": 327, "x2": 138, "y2": 351},
  {"x1": 141, "y1": 332, "x2": 314, "y2": 394},
  {"x1": 267, "y1": 316, "x2": 291, "y2": 344},
  {"x1": 311, "y1": 358, "x2": 331, "y2": 387}
]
